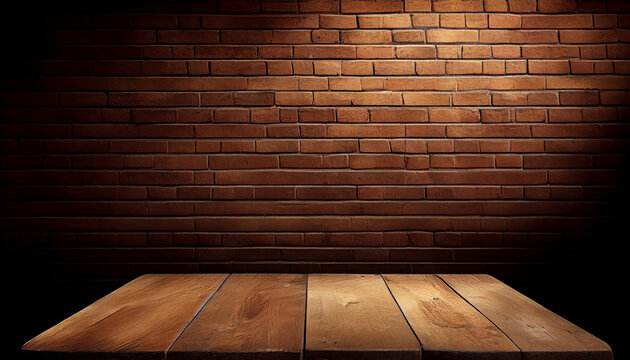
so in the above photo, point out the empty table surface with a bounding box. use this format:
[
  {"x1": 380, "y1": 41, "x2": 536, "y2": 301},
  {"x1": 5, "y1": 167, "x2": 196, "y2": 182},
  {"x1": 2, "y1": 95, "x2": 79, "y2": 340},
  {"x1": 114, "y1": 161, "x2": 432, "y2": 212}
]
[{"x1": 23, "y1": 273, "x2": 612, "y2": 360}]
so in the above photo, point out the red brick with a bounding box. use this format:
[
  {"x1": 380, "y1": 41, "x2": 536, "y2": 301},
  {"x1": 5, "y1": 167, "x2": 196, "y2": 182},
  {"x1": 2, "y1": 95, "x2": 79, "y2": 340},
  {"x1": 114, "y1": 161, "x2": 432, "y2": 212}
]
[
  {"x1": 404, "y1": 93, "x2": 451, "y2": 106},
  {"x1": 436, "y1": 45, "x2": 460, "y2": 60},
  {"x1": 426, "y1": 29, "x2": 479, "y2": 43},
  {"x1": 272, "y1": 30, "x2": 312, "y2": 44},
  {"x1": 329, "y1": 78, "x2": 362, "y2": 91},
  {"x1": 223, "y1": 30, "x2": 272, "y2": 44},
  {"x1": 511, "y1": 139, "x2": 544, "y2": 152},
  {"x1": 195, "y1": 46, "x2": 256, "y2": 59},
  {"x1": 538, "y1": 0, "x2": 577, "y2": 13},
  {"x1": 267, "y1": 61, "x2": 292, "y2": 75},
  {"x1": 301, "y1": 140, "x2": 358, "y2": 153},
  {"x1": 218, "y1": 0, "x2": 260, "y2": 12},
  {"x1": 406, "y1": 155, "x2": 430, "y2": 169},
  {"x1": 299, "y1": 108, "x2": 337, "y2": 122},
  {"x1": 507, "y1": 0, "x2": 537, "y2": 12},
  {"x1": 463, "y1": 45, "x2": 492, "y2": 58},
  {"x1": 120, "y1": 171, "x2": 194, "y2": 185},
  {"x1": 481, "y1": 108, "x2": 515, "y2": 123},
  {"x1": 464, "y1": 14, "x2": 486, "y2": 28},
  {"x1": 371, "y1": 109, "x2": 428, "y2": 122},
  {"x1": 361, "y1": 78, "x2": 385, "y2": 90},
  {"x1": 447, "y1": 124, "x2": 530, "y2": 137},
  {"x1": 328, "y1": 124, "x2": 406, "y2": 137},
  {"x1": 441, "y1": 14, "x2": 466, "y2": 28},
  {"x1": 482, "y1": 60, "x2": 504, "y2": 74},
  {"x1": 480, "y1": 30, "x2": 558, "y2": 44},
  {"x1": 484, "y1": 0, "x2": 508, "y2": 11},
  {"x1": 259, "y1": 46, "x2": 293, "y2": 59},
  {"x1": 209, "y1": 155, "x2": 278, "y2": 169},
  {"x1": 211, "y1": 61, "x2": 266, "y2": 75},
  {"x1": 299, "y1": 0, "x2": 339, "y2": 12},
  {"x1": 276, "y1": 92, "x2": 313, "y2": 106},
  {"x1": 492, "y1": 45, "x2": 521, "y2": 58},
  {"x1": 529, "y1": 92, "x2": 559, "y2": 105},
  {"x1": 392, "y1": 140, "x2": 429, "y2": 154},
  {"x1": 358, "y1": 46, "x2": 395, "y2": 60},
  {"x1": 446, "y1": 60, "x2": 483, "y2": 74},
  {"x1": 406, "y1": 124, "x2": 447, "y2": 137},
  {"x1": 234, "y1": 92, "x2": 274, "y2": 106},
  {"x1": 392, "y1": 30, "x2": 425, "y2": 43},
  {"x1": 529, "y1": 60, "x2": 570, "y2": 74},
  {"x1": 560, "y1": 91, "x2": 599, "y2": 105},
  {"x1": 341, "y1": 0, "x2": 404, "y2": 13},
  {"x1": 601, "y1": 91, "x2": 630, "y2": 105},
  {"x1": 375, "y1": 60, "x2": 415, "y2": 75},
  {"x1": 294, "y1": 45, "x2": 357, "y2": 59},
  {"x1": 262, "y1": 0, "x2": 299, "y2": 12},
  {"x1": 248, "y1": 77, "x2": 298, "y2": 90},
  {"x1": 430, "y1": 108, "x2": 480, "y2": 122},
  {"x1": 350, "y1": 154, "x2": 405, "y2": 169},
  {"x1": 412, "y1": 14, "x2": 439, "y2": 27},
  {"x1": 338, "y1": 108, "x2": 369, "y2": 122},
  {"x1": 359, "y1": 14, "x2": 412, "y2": 28},
  {"x1": 431, "y1": 155, "x2": 494, "y2": 168},
  {"x1": 522, "y1": 45, "x2": 578, "y2": 58},
  {"x1": 297, "y1": 186, "x2": 357, "y2": 199},
  {"x1": 489, "y1": 14, "x2": 521, "y2": 29},
  {"x1": 432, "y1": 0, "x2": 483, "y2": 12},
  {"x1": 256, "y1": 140, "x2": 299, "y2": 153},
  {"x1": 205, "y1": 15, "x2": 318, "y2": 29},
  {"x1": 496, "y1": 154, "x2": 522, "y2": 168},
  {"x1": 522, "y1": 15, "x2": 592, "y2": 29},
  {"x1": 516, "y1": 108, "x2": 547, "y2": 122},
  {"x1": 524, "y1": 154, "x2": 592, "y2": 168},
  {"x1": 341, "y1": 30, "x2": 392, "y2": 44},
  {"x1": 453, "y1": 92, "x2": 491, "y2": 106},
  {"x1": 341, "y1": 60, "x2": 373, "y2": 75},
  {"x1": 405, "y1": 0, "x2": 431, "y2": 11},
  {"x1": 416, "y1": 60, "x2": 446, "y2": 75},
  {"x1": 560, "y1": 30, "x2": 619, "y2": 44},
  {"x1": 267, "y1": 125, "x2": 300, "y2": 138},
  {"x1": 299, "y1": 77, "x2": 328, "y2": 90},
  {"x1": 505, "y1": 60, "x2": 527, "y2": 74},
  {"x1": 294, "y1": 62, "x2": 315, "y2": 75},
  {"x1": 360, "y1": 139, "x2": 390, "y2": 152},
  {"x1": 313, "y1": 30, "x2": 340, "y2": 44},
  {"x1": 254, "y1": 186, "x2": 295, "y2": 200},
  {"x1": 320, "y1": 15, "x2": 357, "y2": 29}
]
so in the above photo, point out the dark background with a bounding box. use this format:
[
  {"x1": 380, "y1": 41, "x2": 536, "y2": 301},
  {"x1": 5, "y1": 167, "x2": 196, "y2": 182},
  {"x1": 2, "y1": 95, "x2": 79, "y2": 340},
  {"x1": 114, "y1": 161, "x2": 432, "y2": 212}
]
[{"x1": 2, "y1": 0, "x2": 627, "y2": 358}]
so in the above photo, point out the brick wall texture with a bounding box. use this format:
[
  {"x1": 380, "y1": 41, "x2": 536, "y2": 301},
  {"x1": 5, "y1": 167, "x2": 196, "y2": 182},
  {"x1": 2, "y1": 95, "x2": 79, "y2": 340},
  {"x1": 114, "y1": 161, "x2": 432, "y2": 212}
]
[{"x1": 1, "y1": 0, "x2": 629, "y2": 287}]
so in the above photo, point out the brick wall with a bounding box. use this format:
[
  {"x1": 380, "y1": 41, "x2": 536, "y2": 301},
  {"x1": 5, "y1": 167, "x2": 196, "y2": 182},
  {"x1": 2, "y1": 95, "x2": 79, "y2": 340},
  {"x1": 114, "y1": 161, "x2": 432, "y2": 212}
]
[{"x1": 1, "y1": 0, "x2": 629, "y2": 289}]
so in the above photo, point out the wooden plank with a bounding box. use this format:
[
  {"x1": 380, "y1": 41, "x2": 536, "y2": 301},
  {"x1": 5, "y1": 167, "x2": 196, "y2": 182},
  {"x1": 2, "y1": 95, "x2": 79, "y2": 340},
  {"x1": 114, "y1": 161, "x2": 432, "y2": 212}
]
[
  {"x1": 383, "y1": 274, "x2": 520, "y2": 360},
  {"x1": 305, "y1": 274, "x2": 421, "y2": 360},
  {"x1": 22, "y1": 274, "x2": 228, "y2": 359},
  {"x1": 439, "y1": 274, "x2": 612, "y2": 360},
  {"x1": 168, "y1": 273, "x2": 307, "y2": 360}
]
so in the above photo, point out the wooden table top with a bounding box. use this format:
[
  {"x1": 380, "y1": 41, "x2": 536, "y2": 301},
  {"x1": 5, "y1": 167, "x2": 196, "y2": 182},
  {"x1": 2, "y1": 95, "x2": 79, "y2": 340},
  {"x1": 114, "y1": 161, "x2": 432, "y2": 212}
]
[{"x1": 23, "y1": 273, "x2": 612, "y2": 360}]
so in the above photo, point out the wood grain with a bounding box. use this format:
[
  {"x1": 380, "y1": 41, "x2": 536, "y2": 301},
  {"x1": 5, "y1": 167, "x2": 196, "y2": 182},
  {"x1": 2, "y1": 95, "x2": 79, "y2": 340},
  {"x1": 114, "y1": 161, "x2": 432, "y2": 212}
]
[
  {"x1": 22, "y1": 273, "x2": 613, "y2": 360},
  {"x1": 22, "y1": 274, "x2": 228, "y2": 359},
  {"x1": 439, "y1": 274, "x2": 613, "y2": 360},
  {"x1": 168, "y1": 273, "x2": 307, "y2": 360},
  {"x1": 305, "y1": 274, "x2": 421, "y2": 360},
  {"x1": 383, "y1": 274, "x2": 520, "y2": 360}
]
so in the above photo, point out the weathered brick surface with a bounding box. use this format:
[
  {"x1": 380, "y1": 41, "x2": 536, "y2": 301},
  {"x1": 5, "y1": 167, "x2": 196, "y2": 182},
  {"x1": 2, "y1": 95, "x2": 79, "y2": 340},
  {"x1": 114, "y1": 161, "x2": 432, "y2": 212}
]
[{"x1": 1, "y1": 0, "x2": 628, "y2": 290}]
